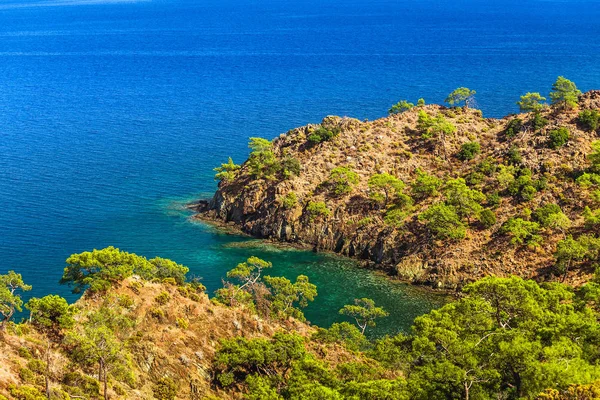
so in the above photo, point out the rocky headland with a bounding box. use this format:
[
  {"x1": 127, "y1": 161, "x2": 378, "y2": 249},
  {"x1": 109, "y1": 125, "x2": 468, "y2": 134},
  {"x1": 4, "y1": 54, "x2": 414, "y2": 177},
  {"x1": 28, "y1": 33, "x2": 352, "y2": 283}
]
[{"x1": 195, "y1": 91, "x2": 600, "y2": 289}]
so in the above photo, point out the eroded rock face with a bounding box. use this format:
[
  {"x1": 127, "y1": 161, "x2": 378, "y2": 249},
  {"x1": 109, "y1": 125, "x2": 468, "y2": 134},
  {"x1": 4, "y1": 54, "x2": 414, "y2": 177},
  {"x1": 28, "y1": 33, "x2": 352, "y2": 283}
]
[{"x1": 198, "y1": 93, "x2": 600, "y2": 288}]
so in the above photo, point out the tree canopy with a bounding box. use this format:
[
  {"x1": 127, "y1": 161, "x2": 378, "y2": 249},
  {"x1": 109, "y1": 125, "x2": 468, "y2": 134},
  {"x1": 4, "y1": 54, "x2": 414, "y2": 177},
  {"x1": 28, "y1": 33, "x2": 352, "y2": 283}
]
[
  {"x1": 25, "y1": 295, "x2": 75, "y2": 336},
  {"x1": 445, "y1": 87, "x2": 476, "y2": 107},
  {"x1": 0, "y1": 271, "x2": 32, "y2": 329},
  {"x1": 517, "y1": 92, "x2": 546, "y2": 112},
  {"x1": 550, "y1": 76, "x2": 581, "y2": 109},
  {"x1": 339, "y1": 298, "x2": 389, "y2": 334},
  {"x1": 368, "y1": 173, "x2": 406, "y2": 207},
  {"x1": 214, "y1": 157, "x2": 241, "y2": 182},
  {"x1": 388, "y1": 100, "x2": 414, "y2": 115},
  {"x1": 60, "y1": 246, "x2": 190, "y2": 294}
]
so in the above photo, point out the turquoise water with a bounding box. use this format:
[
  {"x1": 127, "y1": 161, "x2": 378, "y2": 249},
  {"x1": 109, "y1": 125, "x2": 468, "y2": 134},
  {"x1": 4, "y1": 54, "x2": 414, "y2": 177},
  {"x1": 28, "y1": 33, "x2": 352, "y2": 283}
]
[{"x1": 1, "y1": 0, "x2": 599, "y2": 335}]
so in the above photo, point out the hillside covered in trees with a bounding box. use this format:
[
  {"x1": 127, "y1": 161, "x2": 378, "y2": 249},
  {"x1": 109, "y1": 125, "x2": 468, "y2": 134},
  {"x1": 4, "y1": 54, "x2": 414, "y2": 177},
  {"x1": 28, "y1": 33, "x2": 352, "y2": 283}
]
[
  {"x1": 2, "y1": 247, "x2": 600, "y2": 399},
  {"x1": 198, "y1": 78, "x2": 600, "y2": 289}
]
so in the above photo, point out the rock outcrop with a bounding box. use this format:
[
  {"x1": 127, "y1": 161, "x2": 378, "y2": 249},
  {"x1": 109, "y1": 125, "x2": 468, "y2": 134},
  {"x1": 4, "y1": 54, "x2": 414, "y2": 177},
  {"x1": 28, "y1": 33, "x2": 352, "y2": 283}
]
[{"x1": 197, "y1": 91, "x2": 600, "y2": 288}]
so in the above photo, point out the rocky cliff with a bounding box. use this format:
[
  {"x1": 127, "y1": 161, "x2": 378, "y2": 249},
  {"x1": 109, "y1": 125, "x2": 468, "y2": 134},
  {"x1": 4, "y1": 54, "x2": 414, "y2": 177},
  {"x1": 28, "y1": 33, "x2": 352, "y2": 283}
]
[{"x1": 197, "y1": 91, "x2": 600, "y2": 288}]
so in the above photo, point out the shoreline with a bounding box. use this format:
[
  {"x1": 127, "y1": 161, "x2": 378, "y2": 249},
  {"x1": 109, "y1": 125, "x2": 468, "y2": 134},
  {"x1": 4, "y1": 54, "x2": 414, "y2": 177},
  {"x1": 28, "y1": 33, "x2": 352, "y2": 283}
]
[{"x1": 187, "y1": 201, "x2": 454, "y2": 295}]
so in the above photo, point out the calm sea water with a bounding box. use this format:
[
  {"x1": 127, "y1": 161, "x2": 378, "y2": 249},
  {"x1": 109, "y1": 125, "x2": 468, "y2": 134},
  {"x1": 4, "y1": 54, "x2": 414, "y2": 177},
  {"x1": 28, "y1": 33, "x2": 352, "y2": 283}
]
[{"x1": 1, "y1": 0, "x2": 599, "y2": 336}]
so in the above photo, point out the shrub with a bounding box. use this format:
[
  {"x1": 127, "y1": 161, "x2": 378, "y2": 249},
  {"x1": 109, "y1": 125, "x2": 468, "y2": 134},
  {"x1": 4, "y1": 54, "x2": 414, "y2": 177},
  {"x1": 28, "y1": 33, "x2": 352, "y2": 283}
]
[
  {"x1": 148, "y1": 307, "x2": 165, "y2": 321},
  {"x1": 531, "y1": 112, "x2": 548, "y2": 131},
  {"x1": 281, "y1": 156, "x2": 301, "y2": 178},
  {"x1": 418, "y1": 203, "x2": 466, "y2": 240},
  {"x1": 155, "y1": 292, "x2": 171, "y2": 305},
  {"x1": 479, "y1": 209, "x2": 496, "y2": 228},
  {"x1": 417, "y1": 98, "x2": 425, "y2": 106},
  {"x1": 476, "y1": 157, "x2": 498, "y2": 176},
  {"x1": 327, "y1": 167, "x2": 359, "y2": 195},
  {"x1": 117, "y1": 294, "x2": 134, "y2": 308},
  {"x1": 27, "y1": 359, "x2": 46, "y2": 375},
  {"x1": 465, "y1": 171, "x2": 485, "y2": 186},
  {"x1": 388, "y1": 100, "x2": 414, "y2": 114},
  {"x1": 306, "y1": 201, "x2": 331, "y2": 220},
  {"x1": 282, "y1": 192, "x2": 298, "y2": 209},
  {"x1": 486, "y1": 191, "x2": 501, "y2": 208},
  {"x1": 520, "y1": 185, "x2": 537, "y2": 201},
  {"x1": 496, "y1": 165, "x2": 515, "y2": 190},
  {"x1": 578, "y1": 109, "x2": 600, "y2": 132},
  {"x1": 357, "y1": 217, "x2": 373, "y2": 227},
  {"x1": 548, "y1": 127, "x2": 570, "y2": 149},
  {"x1": 176, "y1": 318, "x2": 189, "y2": 329},
  {"x1": 533, "y1": 203, "x2": 571, "y2": 230},
  {"x1": 507, "y1": 146, "x2": 522, "y2": 165},
  {"x1": 412, "y1": 168, "x2": 442, "y2": 199},
  {"x1": 18, "y1": 347, "x2": 33, "y2": 359},
  {"x1": 384, "y1": 208, "x2": 409, "y2": 228},
  {"x1": 457, "y1": 141, "x2": 481, "y2": 161},
  {"x1": 19, "y1": 368, "x2": 36, "y2": 384},
  {"x1": 534, "y1": 177, "x2": 548, "y2": 191},
  {"x1": 505, "y1": 118, "x2": 522, "y2": 137},
  {"x1": 589, "y1": 141, "x2": 600, "y2": 172},
  {"x1": 501, "y1": 218, "x2": 542, "y2": 246},
  {"x1": 9, "y1": 385, "x2": 46, "y2": 400},
  {"x1": 308, "y1": 126, "x2": 339, "y2": 144},
  {"x1": 508, "y1": 169, "x2": 538, "y2": 202},
  {"x1": 312, "y1": 322, "x2": 368, "y2": 352},
  {"x1": 214, "y1": 157, "x2": 240, "y2": 182},
  {"x1": 417, "y1": 111, "x2": 456, "y2": 139},
  {"x1": 517, "y1": 92, "x2": 546, "y2": 112},
  {"x1": 576, "y1": 172, "x2": 600, "y2": 187},
  {"x1": 583, "y1": 206, "x2": 600, "y2": 228},
  {"x1": 62, "y1": 371, "x2": 101, "y2": 396},
  {"x1": 161, "y1": 277, "x2": 177, "y2": 285},
  {"x1": 153, "y1": 377, "x2": 178, "y2": 400}
]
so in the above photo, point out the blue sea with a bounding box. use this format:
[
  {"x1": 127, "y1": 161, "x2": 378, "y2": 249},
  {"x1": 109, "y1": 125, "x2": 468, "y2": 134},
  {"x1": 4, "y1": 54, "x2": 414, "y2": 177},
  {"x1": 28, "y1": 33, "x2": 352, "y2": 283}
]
[{"x1": 1, "y1": 0, "x2": 599, "y2": 336}]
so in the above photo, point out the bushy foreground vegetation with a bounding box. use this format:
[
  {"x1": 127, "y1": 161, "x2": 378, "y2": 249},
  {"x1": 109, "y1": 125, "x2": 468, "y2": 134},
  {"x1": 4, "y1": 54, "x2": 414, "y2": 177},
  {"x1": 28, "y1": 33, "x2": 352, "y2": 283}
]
[{"x1": 3, "y1": 247, "x2": 600, "y2": 399}]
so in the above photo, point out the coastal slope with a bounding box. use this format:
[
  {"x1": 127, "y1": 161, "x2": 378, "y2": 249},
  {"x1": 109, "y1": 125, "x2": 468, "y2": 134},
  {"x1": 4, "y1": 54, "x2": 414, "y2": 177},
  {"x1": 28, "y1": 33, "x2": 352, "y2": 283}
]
[{"x1": 197, "y1": 91, "x2": 600, "y2": 288}]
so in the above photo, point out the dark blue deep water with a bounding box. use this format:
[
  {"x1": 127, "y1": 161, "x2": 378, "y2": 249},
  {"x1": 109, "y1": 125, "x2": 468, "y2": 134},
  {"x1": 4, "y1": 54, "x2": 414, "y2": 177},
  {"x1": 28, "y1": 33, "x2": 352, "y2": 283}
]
[{"x1": 1, "y1": 0, "x2": 599, "y2": 336}]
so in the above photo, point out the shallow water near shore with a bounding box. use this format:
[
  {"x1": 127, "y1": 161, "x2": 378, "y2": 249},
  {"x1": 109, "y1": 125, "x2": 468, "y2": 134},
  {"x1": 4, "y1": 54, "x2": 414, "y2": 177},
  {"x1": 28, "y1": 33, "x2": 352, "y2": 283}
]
[
  {"x1": 1, "y1": 0, "x2": 599, "y2": 336},
  {"x1": 143, "y1": 201, "x2": 447, "y2": 337}
]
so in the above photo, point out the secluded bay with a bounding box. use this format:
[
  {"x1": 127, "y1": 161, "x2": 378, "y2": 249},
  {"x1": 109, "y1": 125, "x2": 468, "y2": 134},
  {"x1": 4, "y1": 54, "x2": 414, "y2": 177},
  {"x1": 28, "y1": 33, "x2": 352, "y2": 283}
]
[{"x1": 1, "y1": 0, "x2": 599, "y2": 336}]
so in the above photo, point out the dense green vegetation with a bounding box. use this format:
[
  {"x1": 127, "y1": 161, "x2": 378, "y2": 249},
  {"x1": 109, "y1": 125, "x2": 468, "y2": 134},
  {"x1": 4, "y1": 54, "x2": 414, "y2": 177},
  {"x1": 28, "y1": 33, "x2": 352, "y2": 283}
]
[
  {"x1": 211, "y1": 274, "x2": 600, "y2": 400},
  {"x1": 28, "y1": 249, "x2": 600, "y2": 400},
  {"x1": 4, "y1": 238, "x2": 600, "y2": 399}
]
